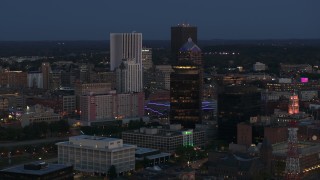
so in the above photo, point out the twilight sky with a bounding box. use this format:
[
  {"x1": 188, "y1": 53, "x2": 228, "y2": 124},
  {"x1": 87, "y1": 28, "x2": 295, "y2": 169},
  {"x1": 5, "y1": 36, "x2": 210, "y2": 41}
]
[{"x1": 0, "y1": 0, "x2": 320, "y2": 41}]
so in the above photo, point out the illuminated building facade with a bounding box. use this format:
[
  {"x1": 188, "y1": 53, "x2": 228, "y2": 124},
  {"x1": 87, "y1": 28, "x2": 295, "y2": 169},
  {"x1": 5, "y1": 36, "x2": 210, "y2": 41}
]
[
  {"x1": 170, "y1": 38, "x2": 202, "y2": 129},
  {"x1": 80, "y1": 91, "x2": 144, "y2": 126},
  {"x1": 288, "y1": 93, "x2": 299, "y2": 115}
]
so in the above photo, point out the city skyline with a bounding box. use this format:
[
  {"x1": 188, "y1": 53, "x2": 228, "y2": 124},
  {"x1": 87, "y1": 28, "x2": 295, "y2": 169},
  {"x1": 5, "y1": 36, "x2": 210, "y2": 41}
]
[{"x1": 0, "y1": 0, "x2": 320, "y2": 41}]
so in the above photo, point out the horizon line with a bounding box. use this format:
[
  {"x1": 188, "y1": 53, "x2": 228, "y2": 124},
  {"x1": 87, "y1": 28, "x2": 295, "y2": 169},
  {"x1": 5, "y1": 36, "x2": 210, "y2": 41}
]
[{"x1": 1, "y1": 38, "x2": 320, "y2": 42}]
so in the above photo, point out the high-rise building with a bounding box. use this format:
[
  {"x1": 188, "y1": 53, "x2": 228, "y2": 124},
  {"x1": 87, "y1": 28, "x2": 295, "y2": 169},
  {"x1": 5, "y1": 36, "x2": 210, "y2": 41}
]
[
  {"x1": 171, "y1": 24, "x2": 197, "y2": 59},
  {"x1": 218, "y1": 86, "x2": 261, "y2": 142},
  {"x1": 170, "y1": 39, "x2": 202, "y2": 129},
  {"x1": 288, "y1": 93, "x2": 299, "y2": 115},
  {"x1": 142, "y1": 48, "x2": 153, "y2": 70},
  {"x1": 110, "y1": 33, "x2": 142, "y2": 71},
  {"x1": 27, "y1": 72, "x2": 43, "y2": 88},
  {"x1": 41, "y1": 62, "x2": 51, "y2": 89},
  {"x1": 0, "y1": 70, "x2": 28, "y2": 88},
  {"x1": 116, "y1": 59, "x2": 143, "y2": 93}
]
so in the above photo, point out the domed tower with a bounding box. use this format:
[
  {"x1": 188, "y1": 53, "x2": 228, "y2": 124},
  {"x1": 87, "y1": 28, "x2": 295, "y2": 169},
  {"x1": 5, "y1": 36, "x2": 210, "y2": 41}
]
[
  {"x1": 178, "y1": 38, "x2": 202, "y2": 66},
  {"x1": 170, "y1": 38, "x2": 203, "y2": 129}
]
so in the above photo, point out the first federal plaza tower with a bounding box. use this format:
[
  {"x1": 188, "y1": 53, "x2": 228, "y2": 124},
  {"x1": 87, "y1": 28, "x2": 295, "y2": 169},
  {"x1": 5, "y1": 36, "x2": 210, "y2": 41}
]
[{"x1": 170, "y1": 35, "x2": 203, "y2": 129}]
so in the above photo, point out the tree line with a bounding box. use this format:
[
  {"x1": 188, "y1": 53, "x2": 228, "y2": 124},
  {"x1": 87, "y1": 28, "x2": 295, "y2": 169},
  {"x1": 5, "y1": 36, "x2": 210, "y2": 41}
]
[{"x1": 0, "y1": 120, "x2": 69, "y2": 141}]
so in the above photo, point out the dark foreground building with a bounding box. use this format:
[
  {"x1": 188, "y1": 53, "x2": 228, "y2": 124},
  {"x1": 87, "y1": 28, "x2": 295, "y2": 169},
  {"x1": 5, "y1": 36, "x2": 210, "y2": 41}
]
[
  {"x1": 0, "y1": 161, "x2": 73, "y2": 180},
  {"x1": 218, "y1": 86, "x2": 262, "y2": 142},
  {"x1": 170, "y1": 38, "x2": 202, "y2": 129}
]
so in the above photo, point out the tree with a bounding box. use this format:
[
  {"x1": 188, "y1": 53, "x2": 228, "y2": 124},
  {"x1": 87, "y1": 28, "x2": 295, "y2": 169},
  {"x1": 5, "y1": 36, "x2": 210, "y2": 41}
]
[{"x1": 107, "y1": 165, "x2": 117, "y2": 180}]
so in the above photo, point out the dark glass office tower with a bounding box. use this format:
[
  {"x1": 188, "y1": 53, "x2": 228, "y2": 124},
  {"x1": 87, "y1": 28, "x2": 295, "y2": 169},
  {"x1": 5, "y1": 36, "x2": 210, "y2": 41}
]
[
  {"x1": 218, "y1": 86, "x2": 262, "y2": 143},
  {"x1": 171, "y1": 24, "x2": 197, "y2": 60},
  {"x1": 170, "y1": 38, "x2": 202, "y2": 129}
]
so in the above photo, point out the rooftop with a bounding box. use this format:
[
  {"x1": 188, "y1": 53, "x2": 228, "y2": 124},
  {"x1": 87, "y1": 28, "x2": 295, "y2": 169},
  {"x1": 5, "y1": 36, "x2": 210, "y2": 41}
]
[
  {"x1": 56, "y1": 135, "x2": 136, "y2": 150},
  {"x1": 0, "y1": 162, "x2": 72, "y2": 176},
  {"x1": 136, "y1": 147, "x2": 159, "y2": 155},
  {"x1": 179, "y1": 38, "x2": 201, "y2": 53}
]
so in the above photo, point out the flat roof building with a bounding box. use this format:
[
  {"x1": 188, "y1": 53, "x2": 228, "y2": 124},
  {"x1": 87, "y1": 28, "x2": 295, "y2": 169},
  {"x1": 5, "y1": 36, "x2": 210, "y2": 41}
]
[
  {"x1": 0, "y1": 161, "x2": 73, "y2": 180},
  {"x1": 122, "y1": 124, "x2": 205, "y2": 153},
  {"x1": 56, "y1": 135, "x2": 136, "y2": 175}
]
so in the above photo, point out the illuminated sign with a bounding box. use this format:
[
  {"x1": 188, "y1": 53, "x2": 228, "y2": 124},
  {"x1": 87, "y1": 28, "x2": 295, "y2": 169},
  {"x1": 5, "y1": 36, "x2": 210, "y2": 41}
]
[{"x1": 301, "y1": 77, "x2": 308, "y2": 83}]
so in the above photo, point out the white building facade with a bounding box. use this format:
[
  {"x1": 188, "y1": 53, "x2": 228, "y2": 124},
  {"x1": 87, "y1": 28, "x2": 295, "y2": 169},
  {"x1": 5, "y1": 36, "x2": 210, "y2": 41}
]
[
  {"x1": 110, "y1": 33, "x2": 142, "y2": 71},
  {"x1": 56, "y1": 135, "x2": 136, "y2": 175},
  {"x1": 116, "y1": 59, "x2": 143, "y2": 93},
  {"x1": 27, "y1": 72, "x2": 43, "y2": 88}
]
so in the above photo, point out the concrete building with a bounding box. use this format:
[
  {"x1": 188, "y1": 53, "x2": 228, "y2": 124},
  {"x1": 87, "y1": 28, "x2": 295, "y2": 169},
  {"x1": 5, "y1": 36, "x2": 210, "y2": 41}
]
[
  {"x1": 20, "y1": 104, "x2": 61, "y2": 127},
  {"x1": 41, "y1": 62, "x2": 51, "y2": 89},
  {"x1": 0, "y1": 93, "x2": 25, "y2": 111},
  {"x1": 56, "y1": 135, "x2": 136, "y2": 175},
  {"x1": 49, "y1": 70, "x2": 62, "y2": 90},
  {"x1": 27, "y1": 72, "x2": 43, "y2": 88},
  {"x1": 262, "y1": 90, "x2": 292, "y2": 101},
  {"x1": 237, "y1": 122, "x2": 288, "y2": 146},
  {"x1": 253, "y1": 62, "x2": 267, "y2": 71},
  {"x1": 0, "y1": 71, "x2": 28, "y2": 88},
  {"x1": 300, "y1": 90, "x2": 318, "y2": 101},
  {"x1": 280, "y1": 63, "x2": 313, "y2": 74},
  {"x1": 135, "y1": 147, "x2": 171, "y2": 166},
  {"x1": 80, "y1": 91, "x2": 144, "y2": 125},
  {"x1": 62, "y1": 95, "x2": 76, "y2": 117},
  {"x1": 122, "y1": 124, "x2": 205, "y2": 153},
  {"x1": 116, "y1": 59, "x2": 143, "y2": 93},
  {"x1": 155, "y1": 65, "x2": 174, "y2": 90},
  {"x1": 90, "y1": 72, "x2": 116, "y2": 89},
  {"x1": 75, "y1": 82, "x2": 112, "y2": 110},
  {"x1": 142, "y1": 48, "x2": 153, "y2": 70},
  {"x1": 110, "y1": 33, "x2": 142, "y2": 71}
]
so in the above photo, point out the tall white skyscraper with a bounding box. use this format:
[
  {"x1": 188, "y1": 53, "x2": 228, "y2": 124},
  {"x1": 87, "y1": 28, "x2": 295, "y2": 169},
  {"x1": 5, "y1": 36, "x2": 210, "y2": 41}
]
[
  {"x1": 110, "y1": 33, "x2": 142, "y2": 71},
  {"x1": 116, "y1": 59, "x2": 143, "y2": 93}
]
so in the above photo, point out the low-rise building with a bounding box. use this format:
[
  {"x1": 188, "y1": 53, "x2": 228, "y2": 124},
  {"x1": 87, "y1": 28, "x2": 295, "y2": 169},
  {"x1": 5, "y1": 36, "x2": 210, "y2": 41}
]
[
  {"x1": 122, "y1": 124, "x2": 205, "y2": 153},
  {"x1": 20, "y1": 104, "x2": 60, "y2": 127},
  {"x1": 253, "y1": 62, "x2": 267, "y2": 71},
  {"x1": 56, "y1": 135, "x2": 136, "y2": 175},
  {"x1": 135, "y1": 147, "x2": 171, "y2": 166},
  {"x1": 0, "y1": 161, "x2": 73, "y2": 180}
]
